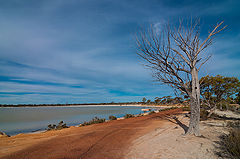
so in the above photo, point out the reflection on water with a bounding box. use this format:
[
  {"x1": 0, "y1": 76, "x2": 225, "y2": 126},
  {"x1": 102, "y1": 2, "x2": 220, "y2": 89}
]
[{"x1": 0, "y1": 106, "x2": 151, "y2": 135}]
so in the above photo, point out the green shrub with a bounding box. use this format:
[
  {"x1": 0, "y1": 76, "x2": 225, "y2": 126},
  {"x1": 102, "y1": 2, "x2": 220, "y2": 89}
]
[
  {"x1": 47, "y1": 121, "x2": 68, "y2": 131},
  {"x1": 124, "y1": 114, "x2": 134, "y2": 119},
  {"x1": 109, "y1": 115, "x2": 117, "y2": 120},
  {"x1": 149, "y1": 111, "x2": 156, "y2": 115},
  {"x1": 81, "y1": 117, "x2": 105, "y2": 126},
  {"x1": 218, "y1": 128, "x2": 240, "y2": 159},
  {"x1": 56, "y1": 121, "x2": 68, "y2": 130}
]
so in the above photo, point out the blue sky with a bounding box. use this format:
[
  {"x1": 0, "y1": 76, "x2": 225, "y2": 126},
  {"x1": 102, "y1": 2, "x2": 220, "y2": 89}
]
[{"x1": 0, "y1": 0, "x2": 239, "y2": 104}]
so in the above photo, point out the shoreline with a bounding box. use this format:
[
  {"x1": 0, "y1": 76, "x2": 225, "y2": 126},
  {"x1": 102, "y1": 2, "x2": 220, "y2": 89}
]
[
  {"x1": 2, "y1": 107, "x2": 167, "y2": 137},
  {"x1": 3, "y1": 108, "x2": 225, "y2": 159},
  {"x1": 2, "y1": 108, "x2": 228, "y2": 159},
  {"x1": 0, "y1": 109, "x2": 183, "y2": 158},
  {"x1": 1, "y1": 106, "x2": 176, "y2": 137},
  {"x1": 0, "y1": 104, "x2": 178, "y2": 108}
]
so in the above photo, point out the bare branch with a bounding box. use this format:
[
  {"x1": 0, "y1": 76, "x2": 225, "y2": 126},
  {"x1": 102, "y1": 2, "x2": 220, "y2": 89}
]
[
  {"x1": 197, "y1": 55, "x2": 212, "y2": 72},
  {"x1": 136, "y1": 18, "x2": 226, "y2": 108},
  {"x1": 197, "y1": 21, "x2": 226, "y2": 57}
]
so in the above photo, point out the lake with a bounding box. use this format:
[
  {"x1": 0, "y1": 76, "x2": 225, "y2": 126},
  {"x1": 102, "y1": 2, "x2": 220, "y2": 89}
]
[{"x1": 0, "y1": 106, "x2": 153, "y2": 136}]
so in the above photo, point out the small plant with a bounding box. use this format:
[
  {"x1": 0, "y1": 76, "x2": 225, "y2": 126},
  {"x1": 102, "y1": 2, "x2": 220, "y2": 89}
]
[
  {"x1": 47, "y1": 124, "x2": 56, "y2": 130},
  {"x1": 109, "y1": 115, "x2": 117, "y2": 120},
  {"x1": 47, "y1": 121, "x2": 68, "y2": 131},
  {"x1": 56, "y1": 121, "x2": 68, "y2": 130},
  {"x1": 81, "y1": 117, "x2": 105, "y2": 126},
  {"x1": 124, "y1": 114, "x2": 134, "y2": 119}
]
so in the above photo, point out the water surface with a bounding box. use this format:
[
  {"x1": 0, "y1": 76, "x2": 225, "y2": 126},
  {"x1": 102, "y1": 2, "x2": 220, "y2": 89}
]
[{"x1": 0, "y1": 106, "x2": 152, "y2": 135}]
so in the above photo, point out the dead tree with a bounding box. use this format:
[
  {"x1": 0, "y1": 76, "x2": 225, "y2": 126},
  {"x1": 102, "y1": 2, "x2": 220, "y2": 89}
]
[{"x1": 136, "y1": 19, "x2": 226, "y2": 136}]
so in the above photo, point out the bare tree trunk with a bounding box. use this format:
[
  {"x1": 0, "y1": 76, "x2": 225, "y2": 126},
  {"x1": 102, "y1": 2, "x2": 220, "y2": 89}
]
[
  {"x1": 186, "y1": 67, "x2": 201, "y2": 136},
  {"x1": 136, "y1": 19, "x2": 225, "y2": 136}
]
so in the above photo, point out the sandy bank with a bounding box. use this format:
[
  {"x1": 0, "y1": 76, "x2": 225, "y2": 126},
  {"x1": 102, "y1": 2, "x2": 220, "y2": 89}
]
[
  {"x1": 0, "y1": 108, "x2": 228, "y2": 159},
  {"x1": 0, "y1": 109, "x2": 182, "y2": 159},
  {"x1": 125, "y1": 114, "x2": 229, "y2": 159},
  {"x1": 0, "y1": 104, "x2": 175, "y2": 108}
]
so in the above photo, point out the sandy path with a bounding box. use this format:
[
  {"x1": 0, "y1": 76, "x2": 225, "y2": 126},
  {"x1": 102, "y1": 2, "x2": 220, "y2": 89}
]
[
  {"x1": 0, "y1": 109, "x2": 182, "y2": 159},
  {"x1": 125, "y1": 113, "x2": 228, "y2": 159}
]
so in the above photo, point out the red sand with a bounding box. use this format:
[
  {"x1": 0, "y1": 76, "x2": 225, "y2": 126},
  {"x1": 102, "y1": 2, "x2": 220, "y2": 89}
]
[{"x1": 0, "y1": 109, "x2": 182, "y2": 159}]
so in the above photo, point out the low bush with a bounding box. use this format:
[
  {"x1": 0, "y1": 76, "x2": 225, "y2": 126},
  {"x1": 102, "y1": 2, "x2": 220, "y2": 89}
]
[
  {"x1": 109, "y1": 115, "x2": 117, "y2": 120},
  {"x1": 56, "y1": 121, "x2": 68, "y2": 130},
  {"x1": 124, "y1": 114, "x2": 134, "y2": 119},
  {"x1": 47, "y1": 121, "x2": 68, "y2": 131},
  {"x1": 218, "y1": 128, "x2": 240, "y2": 159},
  {"x1": 81, "y1": 117, "x2": 105, "y2": 126},
  {"x1": 227, "y1": 121, "x2": 240, "y2": 128}
]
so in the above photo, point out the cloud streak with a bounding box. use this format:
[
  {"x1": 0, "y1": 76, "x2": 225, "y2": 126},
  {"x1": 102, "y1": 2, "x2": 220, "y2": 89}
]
[{"x1": 0, "y1": 0, "x2": 239, "y2": 104}]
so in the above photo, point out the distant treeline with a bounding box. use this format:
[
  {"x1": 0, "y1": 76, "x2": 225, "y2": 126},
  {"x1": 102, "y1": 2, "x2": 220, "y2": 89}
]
[{"x1": 0, "y1": 102, "x2": 143, "y2": 107}]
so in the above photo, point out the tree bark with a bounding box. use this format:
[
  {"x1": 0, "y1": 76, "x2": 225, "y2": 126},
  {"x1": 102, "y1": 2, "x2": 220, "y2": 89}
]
[{"x1": 186, "y1": 67, "x2": 201, "y2": 136}]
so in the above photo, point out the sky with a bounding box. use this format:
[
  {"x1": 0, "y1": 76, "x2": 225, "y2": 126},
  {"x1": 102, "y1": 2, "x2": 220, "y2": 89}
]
[{"x1": 0, "y1": 0, "x2": 239, "y2": 104}]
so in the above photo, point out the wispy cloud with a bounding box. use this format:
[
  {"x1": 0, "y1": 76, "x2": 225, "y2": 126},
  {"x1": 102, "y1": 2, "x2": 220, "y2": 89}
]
[{"x1": 0, "y1": 0, "x2": 239, "y2": 104}]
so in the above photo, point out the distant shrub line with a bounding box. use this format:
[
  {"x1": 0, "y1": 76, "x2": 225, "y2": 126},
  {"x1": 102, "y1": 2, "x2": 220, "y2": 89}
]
[
  {"x1": 124, "y1": 114, "x2": 134, "y2": 119},
  {"x1": 46, "y1": 107, "x2": 180, "y2": 130},
  {"x1": 81, "y1": 117, "x2": 106, "y2": 126}
]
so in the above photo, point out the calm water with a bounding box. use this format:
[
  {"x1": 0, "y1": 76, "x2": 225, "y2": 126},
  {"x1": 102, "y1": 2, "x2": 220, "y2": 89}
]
[{"x1": 0, "y1": 106, "x2": 152, "y2": 135}]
